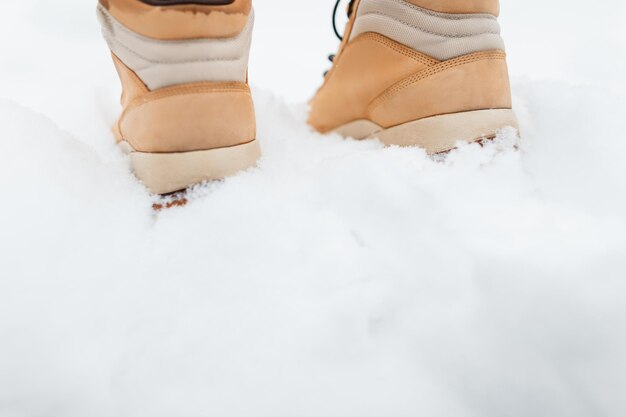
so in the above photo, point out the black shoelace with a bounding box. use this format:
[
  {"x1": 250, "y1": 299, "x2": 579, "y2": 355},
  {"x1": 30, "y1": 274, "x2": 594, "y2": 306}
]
[
  {"x1": 332, "y1": 0, "x2": 356, "y2": 41},
  {"x1": 326, "y1": 0, "x2": 356, "y2": 75}
]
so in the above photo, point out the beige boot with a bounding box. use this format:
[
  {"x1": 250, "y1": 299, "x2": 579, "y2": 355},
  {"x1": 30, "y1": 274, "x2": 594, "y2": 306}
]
[
  {"x1": 97, "y1": 0, "x2": 260, "y2": 194},
  {"x1": 309, "y1": 0, "x2": 518, "y2": 154}
]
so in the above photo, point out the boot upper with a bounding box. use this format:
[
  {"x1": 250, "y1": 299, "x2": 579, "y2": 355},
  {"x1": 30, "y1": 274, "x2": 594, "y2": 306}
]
[
  {"x1": 98, "y1": 0, "x2": 256, "y2": 153},
  {"x1": 309, "y1": 0, "x2": 511, "y2": 134}
]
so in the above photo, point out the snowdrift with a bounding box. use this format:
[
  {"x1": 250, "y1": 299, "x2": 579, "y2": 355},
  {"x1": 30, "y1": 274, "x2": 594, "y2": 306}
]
[{"x1": 1, "y1": 0, "x2": 626, "y2": 416}]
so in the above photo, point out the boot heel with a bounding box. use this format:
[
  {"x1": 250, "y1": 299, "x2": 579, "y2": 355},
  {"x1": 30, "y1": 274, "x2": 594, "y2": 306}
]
[
  {"x1": 375, "y1": 109, "x2": 519, "y2": 154},
  {"x1": 121, "y1": 140, "x2": 261, "y2": 195}
]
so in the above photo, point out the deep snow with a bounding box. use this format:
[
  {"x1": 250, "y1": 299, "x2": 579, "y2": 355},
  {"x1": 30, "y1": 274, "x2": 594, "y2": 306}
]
[{"x1": 1, "y1": 1, "x2": 626, "y2": 416}]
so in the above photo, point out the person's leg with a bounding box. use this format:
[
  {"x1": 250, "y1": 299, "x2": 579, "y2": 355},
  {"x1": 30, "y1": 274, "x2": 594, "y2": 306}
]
[
  {"x1": 97, "y1": 0, "x2": 259, "y2": 194},
  {"x1": 310, "y1": 0, "x2": 517, "y2": 153}
]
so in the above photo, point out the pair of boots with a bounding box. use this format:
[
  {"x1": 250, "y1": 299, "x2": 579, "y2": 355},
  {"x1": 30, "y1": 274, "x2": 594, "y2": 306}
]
[{"x1": 98, "y1": 0, "x2": 517, "y2": 194}]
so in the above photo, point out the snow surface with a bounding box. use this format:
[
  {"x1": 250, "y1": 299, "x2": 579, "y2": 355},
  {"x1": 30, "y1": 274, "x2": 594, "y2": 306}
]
[{"x1": 1, "y1": 1, "x2": 626, "y2": 416}]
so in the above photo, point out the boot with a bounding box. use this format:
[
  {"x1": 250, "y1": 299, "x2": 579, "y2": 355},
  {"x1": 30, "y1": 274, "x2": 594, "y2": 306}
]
[
  {"x1": 309, "y1": 0, "x2": 518, "y2": 153},
  {"x1": 97, "y1": 0, "x2": 259, "y2": 194}
]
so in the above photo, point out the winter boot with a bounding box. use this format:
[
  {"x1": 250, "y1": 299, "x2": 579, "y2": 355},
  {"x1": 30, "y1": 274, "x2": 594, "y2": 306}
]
[
  {"x1": 97, "y1": 0, "x2": 259, "y2": 194},
  {"x1": 309, "y1": 0, "x2": 518, "y2": 153}
]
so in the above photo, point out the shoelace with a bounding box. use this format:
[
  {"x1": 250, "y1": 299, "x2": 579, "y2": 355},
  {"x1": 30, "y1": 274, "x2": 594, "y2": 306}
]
[
  {"x1": 332, "y1": 0, "x2": 357, "y2": 41},
  {"x1": 326, "y1": 0, "x2": 356, "y2": 75}
]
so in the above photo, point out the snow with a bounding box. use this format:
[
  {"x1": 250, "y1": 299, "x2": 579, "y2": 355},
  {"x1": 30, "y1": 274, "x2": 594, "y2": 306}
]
[{"x1": 1, "y1": 1, "x2": 626, "y2": 416}]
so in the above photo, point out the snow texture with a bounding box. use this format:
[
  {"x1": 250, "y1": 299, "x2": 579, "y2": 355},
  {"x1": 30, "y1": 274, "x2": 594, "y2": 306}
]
[{"x1": 1, "y1": 1, "x2": 626, "y2": 416}]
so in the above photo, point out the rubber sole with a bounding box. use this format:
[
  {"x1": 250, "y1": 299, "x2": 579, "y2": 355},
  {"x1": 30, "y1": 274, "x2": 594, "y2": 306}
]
[
  {"x1": 332, "y1": 109, "x2": 518, "y2": 154},
  {"x1": 120, "y1": 140, "x2": 261, "y2": 195}
]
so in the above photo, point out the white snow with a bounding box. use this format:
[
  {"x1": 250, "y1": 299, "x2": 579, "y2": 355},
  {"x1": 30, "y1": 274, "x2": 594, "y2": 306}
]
[{"x1": 1, "y1": 1, "x2": 626, "y2": 416}]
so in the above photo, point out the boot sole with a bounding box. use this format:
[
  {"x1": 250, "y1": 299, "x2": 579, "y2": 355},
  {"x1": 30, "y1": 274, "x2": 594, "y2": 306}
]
[
  {"x1": 119, "y1": 140, "x2": 261, "y2": 195},
  {"x1": 332, "y1": 109, "x2": 519, "y2": 154}
]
